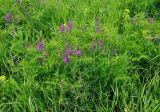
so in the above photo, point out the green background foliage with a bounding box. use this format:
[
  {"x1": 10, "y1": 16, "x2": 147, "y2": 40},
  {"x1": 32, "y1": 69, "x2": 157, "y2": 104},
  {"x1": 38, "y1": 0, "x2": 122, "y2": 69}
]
[{"x1": 0, "y1": 0, "x2": 160, "y2": 111}]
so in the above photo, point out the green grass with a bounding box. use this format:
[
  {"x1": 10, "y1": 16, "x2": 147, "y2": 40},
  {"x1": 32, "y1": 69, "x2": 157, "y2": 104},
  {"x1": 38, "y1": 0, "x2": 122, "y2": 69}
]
[{"x1": 0, "y1": 0, "x2": 160, "y2": 111}]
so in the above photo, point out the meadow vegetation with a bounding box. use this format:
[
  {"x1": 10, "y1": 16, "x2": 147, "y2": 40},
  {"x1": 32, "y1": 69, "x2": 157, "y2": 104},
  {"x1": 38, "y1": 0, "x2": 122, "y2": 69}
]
[{"x1": 0, "y1": 0, "x2": 160, "y2": 111}]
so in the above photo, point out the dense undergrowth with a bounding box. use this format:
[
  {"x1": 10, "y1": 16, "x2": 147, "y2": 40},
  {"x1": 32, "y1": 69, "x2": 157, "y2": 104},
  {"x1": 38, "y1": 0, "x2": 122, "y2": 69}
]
[{"x1": 0, "y1": 0, "x2": 160, "y2": 111}]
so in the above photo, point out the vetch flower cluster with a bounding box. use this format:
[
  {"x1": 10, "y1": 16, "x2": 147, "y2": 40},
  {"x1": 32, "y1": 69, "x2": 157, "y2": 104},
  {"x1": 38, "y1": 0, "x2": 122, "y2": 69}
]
[
  {"x1": 59, "y1": 21, "x2": 73, "y2": 33},
  {"x1": 35, "y1": 41, "x2": 49, "y2": 65},
  {"x1": 64, "y1": 43, "x2": 71, "y2": 64},
  {"x1": 98, "y1": 38, "x2": 102, "y2": 49},
  {"x1": 63, "y1": 43, "x2": 82, "y2": 64},
  {"x1": 73, "y1": 46, "x2": 82, "y2": 56},
  {"x1": 4, "y1": 13, "x2": 12, "y2": 23},
  {"x1": 67, "y1": 21, "x2": 72, "y2": 31},
  {"x1": 36, "y1": 41, "x2": 44, "y2": 52}
]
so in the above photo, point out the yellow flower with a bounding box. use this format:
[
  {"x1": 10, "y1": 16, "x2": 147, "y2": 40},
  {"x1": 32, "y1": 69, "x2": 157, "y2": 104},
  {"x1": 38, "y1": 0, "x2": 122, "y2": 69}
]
[
  {"x1": 124, "y1": 107, "x2": 129, "y2": 112},
  {"x1": 64, "y1": 23, "x2": 67, "y2": 27},
  {"x1": 0, "y1": 75, "x2": 6, "y2": 81},
  {"x1": 124, "y1": 9, "x2": 130, "y2": 14},
  {"x1": 142, "y1": 30, "x2": 149, "y2": 37},
  {"x1": 104, "y1": 26, "x2": 111, "y2": 32}
]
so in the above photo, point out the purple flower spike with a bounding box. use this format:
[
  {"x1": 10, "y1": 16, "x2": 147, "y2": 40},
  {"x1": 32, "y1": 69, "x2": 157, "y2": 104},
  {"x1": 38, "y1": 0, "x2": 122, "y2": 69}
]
[
  {"x1": 7, "y1": 13, "x2": 12, "y2": 22},
  {"x1": 59, "y1": 24, "x2": 65, "y2": 32},
  {"x1": 67, "y1": 21, "x2": 72, "y2": 31},
  {"x1": 73, "y1": 46, "x2": 82, "y2": 56},
  {"x1": 4, "y1": 13, "x2": 12, "y2": 23},
  {"x1": 98, "y1": 38, "x2": 102, "y2": 49},
  {"x1": 65, "y1": 43, "x2": 70, "y2": 57},
  {"x1": 64, "y1": 56, "x2": 69, "y2": 64},
  {"x1": 77, "y1": 51, "x2": 82, "y2": 55},
  {"x1": 36, "y1": 41, "x2": 44, "y2": 52},
  {"x1": 64, "y1": 43, "x2": 71, "y2": 64},
  {"x1": 90, "y1": 40, "x2": 95, "y2": 50}
]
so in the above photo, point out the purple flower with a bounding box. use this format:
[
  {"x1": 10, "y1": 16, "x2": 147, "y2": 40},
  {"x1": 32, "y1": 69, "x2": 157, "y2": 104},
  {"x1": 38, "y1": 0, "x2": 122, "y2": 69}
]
[
  {"x1": 36, "y1": 41, "x2": 44, "y2": 52},
  {"x1": 90, "y1": 40, "x2": 95, "y2": 50},
  {"x1": 65, "y1": 43, "x2": 70, "y2": 57},
  {"x1": 4, "y1": 13, "x2": 12, "y2": 23},
  {"x1": 153, "y1": 36, "x2": 158, "y2": 44},
  {"x1": 67, "y1": 21, "x2": 72, "y2": 31},
  {"x1": 63, "y1": 43, "x2": 70, "y2": 64},
  {"x1": 8, "y1": 14, "x2": 11, "y2": 22},
  {"x1": 64, "y1": 56, "x2": 69, "y2": 64},
  {"x1": 98, "y1": 38, "x2": 102, "y2": 49},
  {"x1": 59, "y1": 24, "x2": 65, "y2": 32},
  {"x1": 73, "y1": 46, "x2": 82, "y2": 56}
]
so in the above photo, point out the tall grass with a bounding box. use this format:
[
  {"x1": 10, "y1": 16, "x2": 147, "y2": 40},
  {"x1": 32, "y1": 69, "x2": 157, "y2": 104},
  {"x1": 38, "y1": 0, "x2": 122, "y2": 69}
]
[{"x1": 0, "y1": 0, "x2": 160, "y2": 111}]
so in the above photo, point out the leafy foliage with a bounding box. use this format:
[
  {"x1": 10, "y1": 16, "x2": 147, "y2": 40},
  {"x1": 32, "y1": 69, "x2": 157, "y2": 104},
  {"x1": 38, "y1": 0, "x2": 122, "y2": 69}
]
[{"x1": 0, "y1": 0, "x2": 160, "y2": 111}]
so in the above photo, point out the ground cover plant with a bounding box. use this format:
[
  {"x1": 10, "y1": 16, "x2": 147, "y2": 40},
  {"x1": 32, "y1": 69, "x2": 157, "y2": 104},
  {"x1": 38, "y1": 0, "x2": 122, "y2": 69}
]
[{"x1": 0, "y1": 0, "x2": 160, "y2": 111}]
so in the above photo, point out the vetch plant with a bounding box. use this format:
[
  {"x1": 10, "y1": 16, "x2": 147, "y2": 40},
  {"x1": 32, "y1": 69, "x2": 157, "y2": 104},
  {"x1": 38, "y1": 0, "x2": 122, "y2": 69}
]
[
  {"x1": 4, "y1": 13, "x2": 12, "y2": 23},
  {"x1": 36, "y1": 41, "x2": 44, "y2": 52},
  {"x1": 98, "y1": 38, "x2": 102, "y2": 49},
  {"x1": 65, "y1": 43, "x2": 71, "y2": 57},
  {"x1": 73, "y1": 46, "x2": 82, "y2": 56},
  {"x1": 90, "y1": 40, "x2": 95, "y2": 51},
  {"x1": 64, "y1": 42, "x2": 71, "y2": 64},
  {"x1": 64, "y1": 56, "x2": 69, "y2": 64},
  {"x1": 67, "y1": 21, "x2": 72, "y2": 31},
  {"x1": 59, "y1": 24, "x2": 65, "y2": 32}
]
